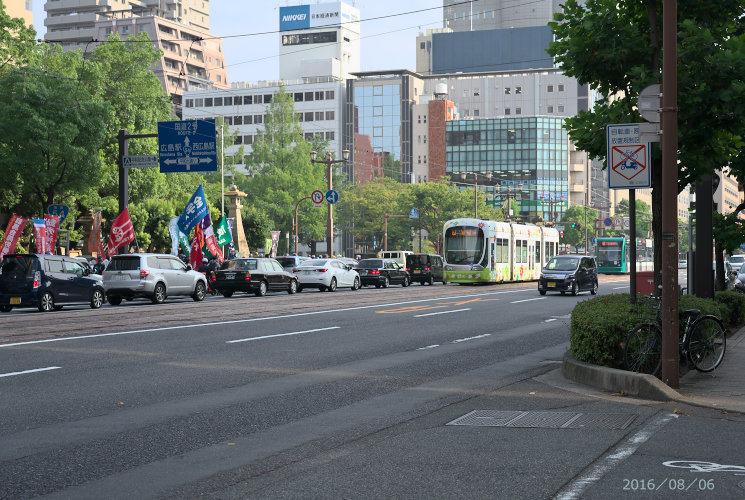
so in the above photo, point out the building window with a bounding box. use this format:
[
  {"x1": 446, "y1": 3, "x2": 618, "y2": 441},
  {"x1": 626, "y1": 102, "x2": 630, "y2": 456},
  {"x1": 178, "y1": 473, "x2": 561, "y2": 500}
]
[
  {"x1": 255, "y1": 114, "x2": 263, "y2": 124},
  {"x1": 325, "y1": 131, "x2": 335, "y2": 140},
  {"x1": 315, "y1": 91, "x2": 324, "y2": 100},
  {"x1": 424, "y1": 155, "x2": 427, "y2": 164},
  {"x1": 516, "y1": 86, "x2": 522, "y2": 94},
  {"x1": 505, "y1": 87, "x2": 511, "y2": 95},
  {"x1": 548, "y1": 106, "x2": 554, "y2": 113},
  {"x1": 325, "y1": 111, "x2": 335, "y2": 120},
  {"x1": 548, "y1": 85, "x2": 554, "y2": 92},
  {"x1": 474, "y1": 109, "x2": 479, "y2": 116},
  {"x1": 234, "y1": 136, "x2": 242, "y2": 145},
  {"x1": 244, "y1": 115, "x2": 252, "y2": 124},
  {"x1": 558, "y1": 105, "x2": 565, "y2": 113},
  {"x1": 417, "y1": 115, "x2": 421, "y2": 124},
  {"x1": 325, "y1": 90, "x2": 334, "y2": 99},
  {"x1": 418, "y1": 156, "x2": 421, "y2": 164},
  {"x1": 373, "y1": 106, "x2": 383, "y2": 116},
  {"x1": 305, "y1": 112, "x2": 313, "y2": 121},
  {"x1": 224, "y1": 96, "x2": 232, "y2": 106},
  {"x1": 224, "y1": 117, "x2": 232, "y2": 125},
  {"x1": 304, "y1": 91, "x2": 313, "y2": 101},
  {"x1": 505, "y1": 108, "x2": 511, "y2": 115},
  {"x1": 294, "y1": 92, "x2": 303, "y2": 102},
  {"x1": 234, "y1": 116, "x2": 242, "y2": 125},
  {"x1": 234, "y1": 96, "x2": 243, "y2": 105},
  {"x1": 245, "y1": 135, "x2": 253, "y2": 145},
  {"x1": 515, "y1": 107, "x2": 521, "y2": 115},
  {"x1": 474, "y1": 89, "x2": 480, "y2": 96},
  {"x1": 185, "y1": 99, "x2": 193, "y2": 107},
  {"x1": 205, "y1": 98, "x2": 213, "y2": 107},
  {"x1": 423, "y1": 115, "x2": 427, "y2": 123},
  {"x1": 214, "y1": 97, "x2": 222, "y2": 106},
  {"x1": 195, "y1": 98, "x2": 203, "y2": 107},
  {"x1": 424, "y1": 135, "x2": 427, "y2": 143},
  {"x1": 558, "y1": 84, "x2": 565, "y2": 91},
  {"x1": 315, "y1": 111, "x2": 324, "y2": 121},
  {"x1": 304, "y1": 133, "x2": 313, "y2": 140},
  {"x1": 264, "y1": 94, "x2": 272, "y2": 103},
  {"x1": 417, "y1": 135, "x2": 421, "y2": 144},
  {"x1": 420, "y1": 42, "x2": 425, "y2": 49},
  {"x1": 244, "y1": 95, "x2": 252, "y2": 104},
  {"x1": 463, "y1": 89, "x2": 469, "y2": 96}
]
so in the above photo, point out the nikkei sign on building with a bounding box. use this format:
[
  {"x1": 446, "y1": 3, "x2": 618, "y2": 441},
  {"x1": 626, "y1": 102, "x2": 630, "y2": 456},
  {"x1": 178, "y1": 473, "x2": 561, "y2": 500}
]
[{"x1": 606, "y1": 123, "x2": 652, "y2": 189}]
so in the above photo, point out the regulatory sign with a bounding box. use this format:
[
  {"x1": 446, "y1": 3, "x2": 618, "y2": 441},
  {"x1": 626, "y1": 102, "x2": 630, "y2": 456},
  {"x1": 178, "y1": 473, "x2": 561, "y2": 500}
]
[
  {"x1": 409, "y1": 207, "x2": 419, "y2": 219},
  {"x1": 311, "y1": 190, "x2": 324, "y2": 208},
  {"x1": 607, "y1": 124, "x2": 652, "y2": 189},
  {"x1": 604, "y1": 217, "x2": 612, "y2": 227},
  {"x1": 47, "y1": 204, "x2": 69, "y2": 224},
  {"x1": 123, "y1": 155, "x2": 158, "y2": 169},
  {"x1": 158, "y1": 119, "x2": 217, "y2": 173},
  {"x1": 326, "y1": 190, "x2": 339, "y2": 204}
]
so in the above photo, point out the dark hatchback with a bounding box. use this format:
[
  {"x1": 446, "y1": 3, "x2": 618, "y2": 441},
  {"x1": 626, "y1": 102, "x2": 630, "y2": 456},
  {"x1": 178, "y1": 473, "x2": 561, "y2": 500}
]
[
  {"x1": 406, "y1": 253, "x2": 445, "y2": 285},
  {"x1": 356, "y1": 258, "x2": 410, "y2": 288},
  {"x1": 538, "y1": 255, "x2": 598, "y2": 296},
  {"x1": 0, "y1": 254, "x2": 106, "y2": 312},
  {"x1": 213, "y1": 257, "x2": 299, "y2": 297}
]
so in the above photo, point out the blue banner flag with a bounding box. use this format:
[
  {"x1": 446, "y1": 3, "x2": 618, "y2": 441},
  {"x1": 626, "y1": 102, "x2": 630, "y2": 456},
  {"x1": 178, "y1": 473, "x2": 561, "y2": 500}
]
[{"x1": 177, "y1": 185, "x2": 209, "y2": 234}]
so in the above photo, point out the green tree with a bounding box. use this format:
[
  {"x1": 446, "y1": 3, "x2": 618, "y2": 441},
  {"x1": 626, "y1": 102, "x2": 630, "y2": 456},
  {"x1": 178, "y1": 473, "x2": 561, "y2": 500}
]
[
  {"x1": 615, "y1": 198, "x2": 652, "y2": 237},
  {"x1": 242, "y1": 206, "x2": 272, "y2": 252},
  {"x1": 713, "y1": 212, "x2": 745, "y2": 290},
  {"x1": 548, "y1": 0, "x2": 745, "y2": 283},
  {"x1": 238, "y1": 84, "x2": 326, "y2": 248},
  {"x1": 0, "y1": 2, "x2": 37, "y2": 72},
  {"x1": 560, "y1": 205, "x2": 598, "y2": 249}
]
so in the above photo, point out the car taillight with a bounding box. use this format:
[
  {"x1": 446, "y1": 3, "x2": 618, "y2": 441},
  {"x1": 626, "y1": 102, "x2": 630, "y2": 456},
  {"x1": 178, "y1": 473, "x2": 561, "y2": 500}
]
[
  {"x1": 33, "y1": 271, "x2": 41, "y2": 289},
  {"x1": 211, "y1": 276, "x2": 216, "y2": 282},
  {"x1": 244, "y1": 273, "x2": 251, "y2": 281},
  {"x1": 316, "y1": 268, "x2": 328, "y2": 272},
  {"x1": 139, "y1": 270, "x2": 149, "y2": 279},
  {"x1": 425, "y1": 267, "x2": 431, "y2": 271},
  {"x1": 405, "y1": 267, "x2": 410, "y2": 272},
  {"x1": 369, "y1": 270, "x2": 380, "y2": 275}
]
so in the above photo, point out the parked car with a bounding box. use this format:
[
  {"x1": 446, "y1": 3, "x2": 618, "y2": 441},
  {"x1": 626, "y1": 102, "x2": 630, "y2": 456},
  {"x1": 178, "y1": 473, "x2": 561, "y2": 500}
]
[
  {"x1": 678, "y1": 259, "x2": 688, "y2": 269},
  {"x1": 275, "y1": 255, "x2": 309, "y2": 272},
  {"x1": 103, "y1": 253, "x2": 207, "y2": 305},
  {"x1": 213, "y1": 257, "x2": 299, "y2": 297},
  {"x1": 538, "y1": 255, "x2": 598, "y2": 296},
  {"x1": 0, "y1": 254, "x2": 106, "y2": 312},
  {"x1": 73, "y1": 256, "x2": 103, "y2": 280},
  {"x1": 378, "y1": 250, "x2": 413, "y2": 268},
  {"x1": 357, "y1": 258, "x2": 410, "y2": 288},
  {"x1": 728, "y1": 254, "x2": 745, "y2": 268},
  {"x1": 406, "y1": 253, "x2": 445, "y2": 285},
  {"x1": 293, "y1": 258, "x2": 360, "y2": 292}
]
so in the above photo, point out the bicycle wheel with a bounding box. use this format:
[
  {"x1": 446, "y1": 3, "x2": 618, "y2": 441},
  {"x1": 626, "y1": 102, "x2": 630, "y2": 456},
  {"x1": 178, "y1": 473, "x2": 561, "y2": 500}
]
[
  {"x1": 687, "y1": 316, "x2": 726, "y2": 372},
  {"x1": 624, "y1": 323, "x2": 662, "y2": 375}
]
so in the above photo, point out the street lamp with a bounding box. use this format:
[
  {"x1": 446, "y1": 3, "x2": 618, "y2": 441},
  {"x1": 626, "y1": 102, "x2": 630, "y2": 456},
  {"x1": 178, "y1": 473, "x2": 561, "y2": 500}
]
[{"x1": 311, "y1": 149, "x2": 349, "y2": 256}]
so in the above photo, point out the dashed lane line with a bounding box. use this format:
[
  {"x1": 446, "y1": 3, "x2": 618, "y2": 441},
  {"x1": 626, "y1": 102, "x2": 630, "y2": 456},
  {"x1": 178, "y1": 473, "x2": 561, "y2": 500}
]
[{"x1": 0, "y1": 366, "x2": 61, "y2": 378}]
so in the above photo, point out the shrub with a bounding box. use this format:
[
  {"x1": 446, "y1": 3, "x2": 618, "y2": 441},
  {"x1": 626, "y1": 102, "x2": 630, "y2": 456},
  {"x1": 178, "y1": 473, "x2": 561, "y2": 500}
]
[{"x1": 713, "y1": 291, "x2": 745, "y2": 329}]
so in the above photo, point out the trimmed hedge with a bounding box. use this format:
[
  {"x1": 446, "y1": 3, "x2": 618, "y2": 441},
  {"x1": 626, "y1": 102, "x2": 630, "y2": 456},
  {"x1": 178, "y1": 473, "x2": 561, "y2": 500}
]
[{"x1": 570, "y1": 293, "x2": 740, "y2": 369}]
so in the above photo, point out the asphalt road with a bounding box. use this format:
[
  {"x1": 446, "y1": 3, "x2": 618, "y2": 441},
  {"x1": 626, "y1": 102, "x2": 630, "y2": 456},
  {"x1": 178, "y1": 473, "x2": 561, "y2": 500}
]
[{"x1": 2, "y1": 273, "x2": 743, "y2": 499}]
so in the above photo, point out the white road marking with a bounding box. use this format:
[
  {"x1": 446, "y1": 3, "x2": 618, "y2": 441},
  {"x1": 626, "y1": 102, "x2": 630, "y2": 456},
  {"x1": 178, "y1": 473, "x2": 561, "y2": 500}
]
[
  {"x1": 613, "y1": 286, "x2": 629, "y2": 290},
  {"x1": 554, "y1": 413, "x2": 679, "y2": 500},
  {"x1": 0, "y1": 366, "x2": 61, "y2": 378},
  {"x1": 227, "y1": 326, "x2": 340, "y2": 344},
  {"x1": 0, "y1": 287, "x2": 555, "y2": 348},
  {"x1": 452, "y1": 334, "x2": 491, "y2": 343},
  {"x1": 511, "y1": 297, "x2": 546, "y2": 304},
  {"x1": 414, "y1": 308, "x2": 471, "y2": 318},
  {"x1": 545, "y1": 318, "x2": 557, "y2": 323},
  {"x1": 417, "y1": 345, "x2": 440, "y2": 351}
]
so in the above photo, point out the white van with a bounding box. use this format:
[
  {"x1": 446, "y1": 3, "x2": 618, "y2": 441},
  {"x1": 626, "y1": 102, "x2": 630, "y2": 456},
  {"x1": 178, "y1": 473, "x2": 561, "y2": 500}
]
[{"x1": 378, "y1": 250, "x2": 413, "y2": 268}]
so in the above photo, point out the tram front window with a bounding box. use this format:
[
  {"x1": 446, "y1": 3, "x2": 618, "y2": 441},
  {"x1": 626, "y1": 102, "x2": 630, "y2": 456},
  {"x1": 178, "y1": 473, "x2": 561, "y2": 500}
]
[
  {"x1": 597, "y1": 244, "x2": 622, "y2": 267},
  {"x1": 445, "y1": 226, "x2": 486, "y2": 266}
]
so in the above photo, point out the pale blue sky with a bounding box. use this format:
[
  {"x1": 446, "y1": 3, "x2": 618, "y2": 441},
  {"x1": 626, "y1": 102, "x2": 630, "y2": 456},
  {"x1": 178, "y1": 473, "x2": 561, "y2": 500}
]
[{"x1": 31, "y1": 1, "x2": 443, "y2": 83}]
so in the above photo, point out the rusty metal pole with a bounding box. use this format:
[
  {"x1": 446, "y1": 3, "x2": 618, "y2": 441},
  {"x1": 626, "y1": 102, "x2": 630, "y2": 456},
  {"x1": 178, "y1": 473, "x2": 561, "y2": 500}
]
[{"x1": 661, "y1": 0, "x2": 680, "y2": 388}]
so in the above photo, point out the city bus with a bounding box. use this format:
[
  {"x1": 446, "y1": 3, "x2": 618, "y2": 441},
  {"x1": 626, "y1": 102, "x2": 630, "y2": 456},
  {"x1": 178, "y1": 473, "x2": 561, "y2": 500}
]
[
  {"x1": 596, "y1": 237, "x2": 628, "y2": 273},
  {"x1": 443, "y1": 218, "x2": 560, "y2": 284}
]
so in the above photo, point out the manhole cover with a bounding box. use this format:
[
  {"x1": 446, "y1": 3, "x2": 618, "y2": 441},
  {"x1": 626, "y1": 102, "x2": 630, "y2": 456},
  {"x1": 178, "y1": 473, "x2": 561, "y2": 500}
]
[{"x1": 447, "y1": 410, "x2": 637, "y2": 430}]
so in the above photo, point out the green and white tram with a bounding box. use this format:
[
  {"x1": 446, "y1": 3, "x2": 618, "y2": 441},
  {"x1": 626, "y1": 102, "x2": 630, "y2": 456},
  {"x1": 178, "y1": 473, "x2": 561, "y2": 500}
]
[{"x1": 443, "y1": 218, "x2": 560, "y2": 284}]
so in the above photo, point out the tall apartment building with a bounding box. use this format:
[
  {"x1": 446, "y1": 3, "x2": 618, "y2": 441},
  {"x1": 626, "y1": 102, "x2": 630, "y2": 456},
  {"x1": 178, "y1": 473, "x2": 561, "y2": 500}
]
[
  {"x1": 5, "y1": 0, "x2": 33, "y2": 27},
  {"x1": 442, "y1": 0, "x2": 566, "y2": 32},
  {"x1": 44, "y1": 0, "x2": 209, "y2": 52}
]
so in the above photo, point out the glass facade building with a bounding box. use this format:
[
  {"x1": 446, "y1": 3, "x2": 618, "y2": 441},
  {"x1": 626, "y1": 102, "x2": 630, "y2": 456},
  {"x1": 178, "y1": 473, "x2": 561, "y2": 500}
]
[{"x1": 446, "y1": 117, "x2": 569, "y2": 222}]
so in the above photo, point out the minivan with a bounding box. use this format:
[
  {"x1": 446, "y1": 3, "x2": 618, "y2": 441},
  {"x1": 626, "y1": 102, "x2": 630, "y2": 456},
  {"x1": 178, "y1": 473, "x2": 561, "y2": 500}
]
[
  {"x1": 378, "y1": 250, "x2": 412, "y2": 268},
  {"x1": 406, "y1": 253, "x2": 445, "y2": 285},
  {"x1": 538, "y1": 255, "x2": 598, "y2": 296},
  {"x1": 0, "y1": 254, "x2": 106, "y2": 312}
]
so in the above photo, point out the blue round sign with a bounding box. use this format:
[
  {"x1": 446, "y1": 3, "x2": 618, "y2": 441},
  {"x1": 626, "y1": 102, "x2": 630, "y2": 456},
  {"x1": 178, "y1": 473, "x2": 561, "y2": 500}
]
[
  {"x1": 47, "y1": 204, "x2": 70, "y2": 224},
  {"x1": 326, "y1": 190, "x2": 339, "y2": 204}
]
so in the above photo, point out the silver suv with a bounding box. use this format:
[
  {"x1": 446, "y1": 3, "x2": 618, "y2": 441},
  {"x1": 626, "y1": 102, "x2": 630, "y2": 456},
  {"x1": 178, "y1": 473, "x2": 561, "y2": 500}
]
[{"x1": 103, "y1": 253, "x2": 207, "y2": 305}]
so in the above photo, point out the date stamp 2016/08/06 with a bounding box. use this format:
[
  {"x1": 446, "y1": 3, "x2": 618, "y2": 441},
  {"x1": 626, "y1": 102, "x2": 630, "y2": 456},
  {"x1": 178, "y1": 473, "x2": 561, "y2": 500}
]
[{"x1": 622, "y1": 478, "x2": 715, "y2": 492}]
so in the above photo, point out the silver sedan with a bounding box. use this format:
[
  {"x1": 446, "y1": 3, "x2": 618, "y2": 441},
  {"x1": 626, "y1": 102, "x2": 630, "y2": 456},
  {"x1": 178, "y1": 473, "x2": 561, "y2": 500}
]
[{"x1": 292, "y1": 258, "x2": 361, "y2": 292}]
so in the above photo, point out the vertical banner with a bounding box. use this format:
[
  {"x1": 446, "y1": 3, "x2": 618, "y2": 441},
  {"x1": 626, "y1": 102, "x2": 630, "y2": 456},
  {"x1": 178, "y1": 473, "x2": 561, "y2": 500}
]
[
  {"x1": 270, "y1": 231, "x2": 281, "y2": 258},
  {"x1": 200, "y1": 214, "x2": 222, "y2": 263},
  {"x1": 178, "y1": 184, "x2": 209, "y2": 235},
  {"x1": 89, "y1": 211, "x2": 102, "y2": 255},
  {"x1": 0, "y1": 215, "x2": 28, "y2": 259},
  {"x1": 33, "y1": 218, "x2": 47, "y2": 254},
  {"x1": 215, "y1": 215, "x2": 232, "y2": 247},
  {"x1": 169, "y1": 217, "x2": 180, "y2": 255},
  {"x1": 190, "y1": 224, "x2": 205, "y2": 270},
  {"x1": 44, "y1": 214, "x2": 60, "y2": 254},
  {"x1": 108, "y1": 208, "x2": 135, "y2": 256}
]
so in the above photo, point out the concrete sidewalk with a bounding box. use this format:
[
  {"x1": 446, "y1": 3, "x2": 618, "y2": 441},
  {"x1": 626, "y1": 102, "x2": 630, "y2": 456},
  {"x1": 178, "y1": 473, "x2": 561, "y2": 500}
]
[{"x1": 563, "y1": 327, "x2": 745, "y2": 414}]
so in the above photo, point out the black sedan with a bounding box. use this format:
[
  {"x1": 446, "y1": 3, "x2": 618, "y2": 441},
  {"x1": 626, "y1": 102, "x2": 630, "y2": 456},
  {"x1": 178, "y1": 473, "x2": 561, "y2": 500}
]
[
  {"x1": 356, "y1": 258, "x2": 410, "y2": 288},
  {"x1": 213, "y1": 258, "x2": 298, "y2": 297}
]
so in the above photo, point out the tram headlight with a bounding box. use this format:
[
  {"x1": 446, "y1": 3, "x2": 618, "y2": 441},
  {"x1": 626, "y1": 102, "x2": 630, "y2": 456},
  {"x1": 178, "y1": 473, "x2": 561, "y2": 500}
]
[{"x1": 471, "y1": 264, "x2": 484, "y2": 271}]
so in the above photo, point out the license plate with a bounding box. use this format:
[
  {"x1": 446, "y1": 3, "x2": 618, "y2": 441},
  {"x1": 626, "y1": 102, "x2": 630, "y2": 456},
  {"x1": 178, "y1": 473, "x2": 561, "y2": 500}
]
[
  {"x1": 10, "y1": 297, "x2": 21, "y2": 304},
  {"x1": 115, "y1": 274, "x2": 128, "y2": 281},
  {"x1": 225, "y1": 273, "x2": 235, "y2": 280},
  {"x1": 413, "y1": 270, "x2": 421, "y2": 274},
  {"x1": 547, "y1": 282, "x2": 555, "y2": 288}
]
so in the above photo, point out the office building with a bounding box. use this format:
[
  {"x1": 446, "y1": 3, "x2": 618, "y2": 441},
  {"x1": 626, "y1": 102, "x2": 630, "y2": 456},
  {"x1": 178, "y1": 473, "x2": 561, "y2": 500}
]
[
  {"x1": 6, "y1": 0, "x2": 33, "y2": 27},
  {"x1": 442, "y1": 0, "x2": 566, "y2": 32}
]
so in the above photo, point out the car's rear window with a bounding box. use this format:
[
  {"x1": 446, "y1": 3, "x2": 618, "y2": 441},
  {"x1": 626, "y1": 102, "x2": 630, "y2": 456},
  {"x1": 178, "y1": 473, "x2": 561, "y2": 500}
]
[
  {"x1": 302, "y1": 259, "x2": 329, "y2": 267},
  {"x1": 358, "y1": 259, "x2": 383, "y2": 269},
  {"x1": 276, "y1": 257, "x2": 296, "y2": 268},
  {"x1": 407, "y1": 255, "x2": 428, "y2": 267},
  {"x1": 0, "y1": 255, "x2": 37, "y2": 276},
  {"x1": 108, "y1": 256, "x2": 141, "y2": 271},
  {"x1": 221, "y1": 259, "x2": 257, "y2": 271}
]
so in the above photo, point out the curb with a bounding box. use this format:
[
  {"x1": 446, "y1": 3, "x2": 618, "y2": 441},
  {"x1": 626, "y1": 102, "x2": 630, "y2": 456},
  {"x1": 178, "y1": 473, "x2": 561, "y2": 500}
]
[{"x1": 562, "y1": 351, "x2": 682, "y2": 402}]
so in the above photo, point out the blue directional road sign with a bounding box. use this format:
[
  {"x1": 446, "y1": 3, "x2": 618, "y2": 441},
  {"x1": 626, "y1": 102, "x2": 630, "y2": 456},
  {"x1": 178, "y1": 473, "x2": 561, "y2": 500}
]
[
  {"x1": 47, "y1": 204, "x2": 70, "y2": 224},
  {"x1": 409, "y1": 207, "x2": 419, "y2": 219},
  {"x1": 158, "y1": 119, "x2": 217, "y2": 173},
  {"x1": 325, "y1": 190, "x2": 339, "y2": 204}
]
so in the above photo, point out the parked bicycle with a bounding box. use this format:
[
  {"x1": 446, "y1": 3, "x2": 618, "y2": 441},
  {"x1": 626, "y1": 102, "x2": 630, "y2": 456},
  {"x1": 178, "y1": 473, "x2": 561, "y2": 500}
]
[{"x1": 624, "y1": 295, "x2": 726, "y2": 375}]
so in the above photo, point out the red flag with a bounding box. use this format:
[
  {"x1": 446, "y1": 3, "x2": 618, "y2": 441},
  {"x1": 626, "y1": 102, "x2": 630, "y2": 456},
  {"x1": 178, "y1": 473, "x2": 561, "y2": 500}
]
[
  {"x1": 0, "y1": 215, "x2": 28, "y2": 259},
  {"x1": 108, "y1": 208, "x2": 135, "y2": 256},
  {"x1": 190, "y1": 224, "x2": 204, "y2": 269},
  {"x1": 98, "y1": 240, "x2": 106, "y2": 261},
  {"x1": 33, "y1": 218, "x2": 47, "y2": 254},
  {"x1": 45, "y1": 214, "x2": 60, "y2": 254},
  {"x1": 89, "y1": 211, "x2": 102, "y2": 255}
]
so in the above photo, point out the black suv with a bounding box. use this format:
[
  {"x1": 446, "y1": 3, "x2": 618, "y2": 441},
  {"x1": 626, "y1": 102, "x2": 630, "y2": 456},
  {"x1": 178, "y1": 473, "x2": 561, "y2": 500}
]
[
  {"x1": 213, "y1": 257, "x2": 299, "y2": 297},
  {"x1": 356, "y1": 258, "x2": 410, "y2": 288},
  {"x1": 538, "y1": 255, "x2": 598, "y2": 296},
  {"x1": 406, "y1": 253, "x2": 445, "y2": 285},
  {"x1": 0, "y1": 254, "x2": 106, "y2": 312}
]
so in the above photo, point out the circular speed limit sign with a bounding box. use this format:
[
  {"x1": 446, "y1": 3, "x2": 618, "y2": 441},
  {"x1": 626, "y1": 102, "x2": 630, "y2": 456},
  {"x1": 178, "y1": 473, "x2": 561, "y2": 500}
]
[{"x1": 311, "y1": 190, "x2": 324, "y2": 204}]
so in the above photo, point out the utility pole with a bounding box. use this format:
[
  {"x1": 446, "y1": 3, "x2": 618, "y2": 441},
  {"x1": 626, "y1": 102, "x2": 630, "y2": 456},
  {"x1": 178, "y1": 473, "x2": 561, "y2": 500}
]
[{"x1": 310, "y1": 150, "x2": 349, "y2": 256}]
